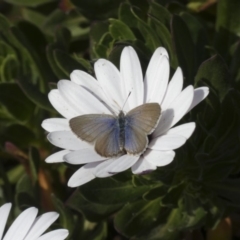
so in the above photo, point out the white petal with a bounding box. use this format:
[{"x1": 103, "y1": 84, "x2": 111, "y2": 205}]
[
  {"x1": 188, "y1": 87, "x2": 209, "y2": 112},
  {"x1": 144, "y1": 54, "x2": 170, "y2": 104},
  {"x1": 149, "y1": 134, "x2": 187, "y2": 150},
  {"x1": 94, "y1": 59, "x2": 124, "y2": 110},
  {"x1": 166, "y1": 122, "x2": 196, "y2": 139},
  {"x1": 0, "y1": 203, "x2": 11, "y2": 240},
  {"x1": 47, "y1": 131, "x2": 90, "y2": 150},
  {"x1": 120, "y1": 46, "x2": 144, "y2": 110},
  {"x1": 48, "y1": 90, "x2": 79, "y2": 119},
  {"x1": 161, "y1": 67, "x2": 183, "y2": 110},
  {"x1": 64, "y1": 149, "x2": 107, "y2": 164},
  {"x1": 41, "y1": 118, "x2": 70, "y2": 132},
  {"x1": 144, "y1": 149, "x2": 175, "y2": 166},
  {"x1": 70, "y1": 70, "x2": 102, "y2": 96},
  {"x1": 108, "y1": 155, "x2": 139, "y2": 173},
  {"x1": 131, "y1": 157, "x2": 157, "y2": 174},
  {"x1": 45, "y1": 150, "x2": 70, "y2": 163},
  {"x1": 58, "y1": 80, "x2": 111, "y2": 114},
  {"x1": 145, "y1": 47, "x2": 169, "y2": 81},
  {"x1": 93, "y1": 159, "x2": 115, "y2": 178},
  {"x1": 36, "y1": 229, "x2": 69, "y2": 240},
  {"x1": 153, "y1": 85, "x2": 194, "y2": 137},
  {"x1": 3, "y1": 207, "x2": 38, "y2": 240},
  {"x1": 70, "y1": 70, "x2": 111, "y2": 110},
  {"x1": 71, "y1": 70, "x2": 96, "y2": 85},
  {"x1": 67, "y1": 162, "x2": 100, "y2": 187},
  {"x1": 24, "y1": 212, "x2": 59, "y2": 240},
  {"x1": 95, "y1": 155, "x2": 139, "y2": 177}
]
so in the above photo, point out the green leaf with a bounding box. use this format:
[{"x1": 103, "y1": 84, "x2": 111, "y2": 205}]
[
  {"x1": 202, "y1": 135, "x2": 217, "y2": 153},
  {"x1": 29, "y1": 147, "x2": 40, "y2": 183},
  {"x1": 17, "y1": 21, "x2": 56, "y2": 84},
  {"x1": 161, "y1": 183, "x2": 185, "y2": 207},
  {"x1": 0, "y1": 54, "x2": 18, "y2": 82},
  {"x1": 216, "y1": 0, "x2": 240, "y2": 36},
  {"x1": 73, "y1": 54, "x2": 92, "y2": 71},
  {"x1": 71, "y1": 0, "x2": 122, "y2": 19},
  {"x1": 119, "y1": 3, "x2": 138, "y2": 27},
  {"x1": 66, "y1": 190, "x2": 122, "y2": 221},
  {"x1": 0, "y1": 83, "x2": 35, "y2": 122},
  {"x1": 55, "y1": 27, "x2": 72, "y2": 50},
  {"x1": 42, "y1": 10, "x2": 89, "y2": 39},
  {"x1": 90, "y1": 21, "x2": 109, "y2": 45},
  {"x1": 114, "y1": 198, "x2": 163, "y2": 238},
  {"x1": 108, "y1": 44, "x2": 125, "y2": 68},
  {"x1": 79, "y1": 176, "x2": 150, "y2": 205},
  {"x1": 171, "y1": 14, "x2": 196, "y2": 84},
  {"x1": 202, "y1": 161, "x2": 235, "y2": 182},
  {"x1": 215, "y1": 0, "x2": 240, "y2": 58},
  {"x1": 165, "y1": 199, "x2": 207, "y2": 231},
  {"x1": 109, "y1": 19, "x2": 136, "y2": 41},
  {"x1": 131, "y1": 8, "x2": 161, "y2": 51},
  {"x1": 21, "y1": 8, "x2": 46, "y2": 28},
  {"x1": 194, "y1": 55, "x2": 230, "y2": 100},
  {"x1": 143, "y1": 184, "x2": 168, "y2": 200},
  {"x1": 0, "y1": 161, "x2": 13, "y2": 201},
  {"x1": 230, "y1": 41, "x2": 240, "y2": 82},
  {"x1": 149, "y1": 1, "x2": 171, "y2": 28},
  {"x1": 54, "y1": 49, "x2": 87, "y2": 76},
  {"x1": 207, "y1": 179, "x2": 240, "y2": 207},
  {"x1": 4, "y1": 0, "x2": 55, "y2": 7},
  {"x1": 138, "y1": 222, "x2": 179, "y2": 240},
  {"x1": 195, "y1": 89, "x2": 220, "y2": 129},
  {"x1": 0, "y1": 164, "x2": 24, "y2": 185},
  {"x1": 180, "y1": 12, "x2": 208, "y2": 66},
  {"x1": 0, "y1": 15, "x2": 46, "y2": 84},
  {"x1": 47, "y1": 44, "x2": 68, "y2": 79},
  {"x1": 17, "y1": 75, "x2": 53, "y2": 112},
  {"x1": 2, "y1": 124, "x2": 36, "y2": 147},
  {"x1": 0, "y1": 41, "x2": 16, "y2": 58},
  {"x1": 16, "y1": 174, "x2": 38, "y2": 208},
  {"x1": 11, "y1": 26, "x2": 48, "y2": 87},
  {"x1": 52, "y1": 195, "x2": 75, "y2": 234},
  {"x1": 148, "y1": 15, "x2": 178, "y2": 68}
]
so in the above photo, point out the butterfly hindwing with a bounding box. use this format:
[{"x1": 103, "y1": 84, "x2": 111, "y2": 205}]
[
  {"x1": 69, "y1": 114, "x2": 121, "y2": 157},
  {"x1": 70, "y1": 114, "x2": 117, "y2": 142},
  {"x1": 124, "y1": 123, "x2": 148, "y2": 155},
  {"x1": 95, "y1": 126, "x2": 122, "y2": 157}
]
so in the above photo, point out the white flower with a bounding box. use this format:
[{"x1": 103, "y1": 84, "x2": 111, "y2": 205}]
[
  {"x1": 0, "y1": 203, "x2": 69, "y2": 240},
  {"x1": 42, "y1": 46, "x2": 209, "y2": 187}
]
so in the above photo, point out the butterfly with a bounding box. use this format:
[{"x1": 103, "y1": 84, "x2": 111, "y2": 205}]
[{"x1": 69, "y1": 103, "x2": 161, "y2": 158}]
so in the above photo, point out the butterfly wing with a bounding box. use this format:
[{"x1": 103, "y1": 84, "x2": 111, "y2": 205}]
[
  {"x1": 95, "y1": 126, "x2": 122, "y2": 157},
  {"x1": 124, "y1": 103, "x2": 161, "y2": 155},
  {"x1": 69, "y1": 114, "x2": 121, "y2": 157}
]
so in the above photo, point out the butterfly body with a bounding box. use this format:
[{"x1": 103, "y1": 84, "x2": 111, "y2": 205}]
[
  {"x1": 118, "y1": 111, "x2": 126, "y2": 152},
  {"x1": 70, "y1": 103, "x2": 161, "y2": 157}
]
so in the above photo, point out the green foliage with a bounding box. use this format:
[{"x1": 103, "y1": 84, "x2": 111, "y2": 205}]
[{"x1": 0, "y1": 0, "x2": 240, "y2": 239}]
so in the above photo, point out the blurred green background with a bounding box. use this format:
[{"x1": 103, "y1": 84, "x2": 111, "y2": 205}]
[{"x1": 0, "y1": 0, "x2": 240, "y2": 239}]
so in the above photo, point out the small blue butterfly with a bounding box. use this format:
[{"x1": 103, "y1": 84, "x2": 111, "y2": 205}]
[{"x1": 69, "y1": 103, "x2": 161, "y2": 157}]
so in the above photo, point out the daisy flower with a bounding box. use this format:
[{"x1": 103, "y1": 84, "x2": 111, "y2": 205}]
[
  {"x1": 42, "y1": 46, "x2": 209, "y2": 187},
  {"x1": 0, "y1": 203, "x2": 69, "y2": 240}
]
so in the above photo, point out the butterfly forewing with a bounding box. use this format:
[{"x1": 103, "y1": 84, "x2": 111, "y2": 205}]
[
  {"x1": 124, "y1": 103, "x2": 161, "y2": 155},
  {"x1": 126, "y1": 103, "x2": 161, "y2": 134},
  {"x1": 70, "y1": 114, "x2": 117, "y2": 143}
]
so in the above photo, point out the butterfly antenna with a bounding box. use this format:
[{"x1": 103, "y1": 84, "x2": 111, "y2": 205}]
[{"x1": 122, "y1": 92, "x2": 132, "y2": 111}]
